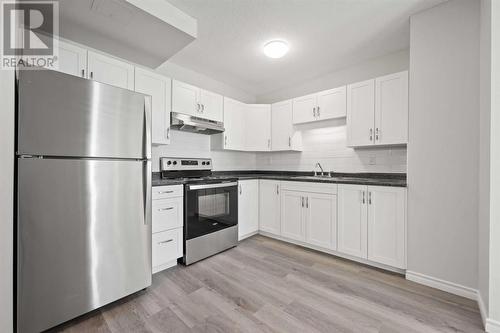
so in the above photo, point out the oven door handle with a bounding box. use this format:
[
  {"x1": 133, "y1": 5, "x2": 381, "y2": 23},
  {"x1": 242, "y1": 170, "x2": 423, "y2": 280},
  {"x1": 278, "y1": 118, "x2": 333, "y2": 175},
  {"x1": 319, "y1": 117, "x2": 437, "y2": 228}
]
[{"x1": 188, "y1": 182, "x2": 239, "y2": 190}]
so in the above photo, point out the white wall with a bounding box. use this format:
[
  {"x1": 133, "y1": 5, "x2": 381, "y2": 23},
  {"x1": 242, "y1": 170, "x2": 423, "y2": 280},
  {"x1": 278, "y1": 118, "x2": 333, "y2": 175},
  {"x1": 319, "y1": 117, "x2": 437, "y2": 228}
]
[
  {"x1": 256, "y1": 49, "x2": 409, "y2": 104},
  {"x1": 152, "y1": 130, "x2": 256, "y2": 172},
  {"x1": 255, "y1": 50, "x2": 409, "y2": 173},
  {"x1": 488, "y1": 0, "x2": 500, "y2": 327},
  {"x1": 256, "y1": 119, "x2": 407, "y2": 173},
  {"x1": 408, "y1": 0, "x2": 480, "y2": 290},
  {"x1": 0, "y1": 70, "x2": 15, "y2": 333},
  {"x1": 479, "y1": 0, "x2": 491, "y2": 319}
]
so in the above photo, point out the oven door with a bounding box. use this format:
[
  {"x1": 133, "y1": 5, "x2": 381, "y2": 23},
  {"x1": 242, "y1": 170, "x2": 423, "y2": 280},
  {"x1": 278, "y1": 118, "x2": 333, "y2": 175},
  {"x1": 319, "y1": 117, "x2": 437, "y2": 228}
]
[{"x1": 185, "y1": 182, "x2": 238, "y2": 240}]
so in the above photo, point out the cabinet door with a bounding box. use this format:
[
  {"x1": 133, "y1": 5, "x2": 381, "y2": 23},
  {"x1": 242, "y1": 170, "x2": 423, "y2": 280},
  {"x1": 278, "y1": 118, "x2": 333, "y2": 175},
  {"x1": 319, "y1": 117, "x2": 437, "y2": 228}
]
[
  {"x1": 87, "y1": 51, "x2": 134, "y2": 90},
  {"x1": 54, "y1": 41, "x2": 87, "y2": 78},
  {"x1": 317, "y1": 86, "x2": 346, "y2": 120},
  {"x1": 245, "y1": 104, "x2": 271, "y2": 151},
  {"x1": 238, "y1": 180, "x2": 259, "y2": 240},
  {"x1": 367, "y1": 186, "x2": 406, "y2": 269},
  {"x1": 347, "y1": 79, "x2": 375, "y2": 147},
  {"x1": 135, "y1": 68, "x2": 171, "y2": 145},
  {"x1": 172, "y1": 80, "x2": 200, "y2": 117},
  {"x1": 223, "y1": 97, "x2": 245, "y2": 150},
  {"x1": 259, "y1": 180, "x2": 281, "y2": 235},
  {"x1": 337, "y1": 184, "x2": 368, "y2": 258},
  {"x1": 281, "y1": 190, "x2": 305, "y2": 241},
  {"x1": 375, "y1": 71, "x2": 408, "y2": 145},
  {"x1": 199, "y1": 89, "x2": 223, "y2": 122},
  {"x1": 271, "y1": 100, "x2": 293, "y2": 151},
  {"x1": 305, "y1": 193, "x2": 337, "y2": 250},
  {"x1": 292, "y1": 93, "x2": 317, "y2": 124}
]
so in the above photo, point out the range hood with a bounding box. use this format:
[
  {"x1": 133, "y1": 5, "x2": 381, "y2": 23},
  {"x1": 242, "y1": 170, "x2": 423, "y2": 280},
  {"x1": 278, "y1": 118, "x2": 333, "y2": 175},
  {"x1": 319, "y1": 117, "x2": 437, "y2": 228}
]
[{"x1": 171, "y1": 112, "x2": 225, "y2": 135}]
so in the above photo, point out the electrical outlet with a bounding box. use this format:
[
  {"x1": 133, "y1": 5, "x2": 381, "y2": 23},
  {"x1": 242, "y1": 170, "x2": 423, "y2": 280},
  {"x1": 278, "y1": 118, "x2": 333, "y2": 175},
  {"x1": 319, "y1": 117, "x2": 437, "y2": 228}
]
[{"x1": 369, "y1": 156, "x2": 376, "y2": 165}]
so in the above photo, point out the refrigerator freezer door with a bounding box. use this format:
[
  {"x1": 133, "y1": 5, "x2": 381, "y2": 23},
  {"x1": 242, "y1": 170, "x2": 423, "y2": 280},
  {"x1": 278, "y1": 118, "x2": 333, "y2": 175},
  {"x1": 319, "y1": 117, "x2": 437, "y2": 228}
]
[
  {"x1": 17, "y1": 70, "x2": 151, "y2": 159},
  {"x1": 17, "y1": 158, "x2": 152, "y2": 333}
]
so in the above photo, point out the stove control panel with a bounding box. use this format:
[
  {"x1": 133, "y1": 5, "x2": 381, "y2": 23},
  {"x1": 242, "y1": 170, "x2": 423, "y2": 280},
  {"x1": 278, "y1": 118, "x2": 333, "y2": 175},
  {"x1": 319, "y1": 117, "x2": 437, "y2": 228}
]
[{"x1": 160, "y1": 157, "x2": 212, "y2": 171}]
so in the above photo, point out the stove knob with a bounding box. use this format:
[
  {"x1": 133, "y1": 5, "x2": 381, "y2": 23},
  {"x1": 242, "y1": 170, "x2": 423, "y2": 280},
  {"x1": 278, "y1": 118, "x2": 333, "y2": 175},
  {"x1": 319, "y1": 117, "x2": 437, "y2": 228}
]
[
  {"x1": 167, "y1": 161, "x2": 172, "y2": 165},
  {"x1": 202, "y1": 162, "x2": 206, "y2": 165},
  {"x1": 206, "y1": 161, "x2": 210, "y2": 165},
  {"x1": 173, "y1": 161, "x2": 177, "y2": 165}
]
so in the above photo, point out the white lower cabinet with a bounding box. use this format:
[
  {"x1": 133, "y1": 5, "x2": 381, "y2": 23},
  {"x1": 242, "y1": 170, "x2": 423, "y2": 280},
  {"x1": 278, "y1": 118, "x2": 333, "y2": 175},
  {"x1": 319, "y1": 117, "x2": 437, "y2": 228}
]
[
  {"x1": 152, "y1": 185, "x2": 184, "y2": 273},
  {"x1": 281, "y1": 190, "x2": 306, "y2": 241},
  {"x1": 238, "y1": 180, "x2": 259, "y2": 240},
  {"x1": 367, "y1": 186, "x2": 406, "y2": 269},
  {"x1": 259, "y1": 180, "x2": 281, "y2": 235},
  {"x1": 337, "y1": 184, "x2": 368, "y2": 258},
  {"x1": 305, "y1": 192, "x2": 337, "y2": 250},
  {"x1": 337, "y1": 184, "x2": 406, "y2": 269}
]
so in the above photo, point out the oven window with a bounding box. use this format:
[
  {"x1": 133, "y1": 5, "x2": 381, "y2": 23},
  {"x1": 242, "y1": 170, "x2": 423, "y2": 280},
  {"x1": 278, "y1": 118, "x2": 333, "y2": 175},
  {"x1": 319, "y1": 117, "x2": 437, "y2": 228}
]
[
  {"x1": 185, "y1": 185, "x2": 238, "y2": 240},
  {"x1": 199, "y1": 192, "x2": 230, "y2": 218}
]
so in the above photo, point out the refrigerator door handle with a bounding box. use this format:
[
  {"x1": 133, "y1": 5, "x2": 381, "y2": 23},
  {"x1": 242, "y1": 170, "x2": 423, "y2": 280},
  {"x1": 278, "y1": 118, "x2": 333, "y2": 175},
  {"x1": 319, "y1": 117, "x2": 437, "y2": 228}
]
[
  {"x1": 144, "y1": 96, "x2": 152, "y2": 159},
  {"x1": 143, "y1": 161, "x2": 152, "y2": 225}
]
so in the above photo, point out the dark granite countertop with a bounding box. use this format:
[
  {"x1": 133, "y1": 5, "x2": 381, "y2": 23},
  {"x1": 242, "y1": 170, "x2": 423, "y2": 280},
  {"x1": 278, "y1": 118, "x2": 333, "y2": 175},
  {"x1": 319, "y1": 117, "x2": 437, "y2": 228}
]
[{"x1": 153, "y1": 171, "x2": 406, "y2": 187}]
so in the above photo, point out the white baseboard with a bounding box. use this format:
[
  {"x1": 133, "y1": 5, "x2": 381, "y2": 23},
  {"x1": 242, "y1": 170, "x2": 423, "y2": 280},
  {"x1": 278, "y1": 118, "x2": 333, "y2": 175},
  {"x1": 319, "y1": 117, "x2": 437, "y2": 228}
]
[
  {"x1": 405, "y1": 271, "x2": 477, "y2": 300},
  {"x1": 486, "y1": 319, "x2": 500, "y2": 333},
  {"x1": 152, "y1": 259, "x2": 178, "y2": 274}
]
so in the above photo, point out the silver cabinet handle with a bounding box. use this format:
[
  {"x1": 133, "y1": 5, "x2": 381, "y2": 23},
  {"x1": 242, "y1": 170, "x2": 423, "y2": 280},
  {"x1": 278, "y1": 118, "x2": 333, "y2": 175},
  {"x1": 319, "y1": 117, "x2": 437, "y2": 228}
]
[
  {"x1": 268, "y1": 139, "x2": 271, "y2": 148},
  {"x1": 166, "y1": 128, "x2": 170, "y2": 140},
  {"x1": 369, "y1": 128, "x2": 373, "y2": 142},
  {"x1": 368, "y1": 191, "x2": 372, "y2": 205},
  {"x1": 224, "y1": 135, "x2": 228, "y2": 147},
  {"x1": 239, "y1": 184, "x2": 242, "y2": 195},
  {"x1": 158, "y1": 207, "x2": 174, "y2": 211},
  {"x1": 158, "y1": 190, "x2": 174, "y2": 194},
  {"x1": 196, "y1": 103, "x2": 200, "y2": 112},
  {"x1": 362, "y1": 191, "x2": 365, "y2": 204},
  {"x1": 158, "y1": 239, "x2": 173, "y2": 245},
  {"x1": 81, "y1": 69, "x2": 85, "y2": 78},
  {"x1": 201, "y1": 104, "x2": 205, "y2": 113},
  {"x1": 306, "y1": 197, "x2": 309, "y2": 208},
  {"x1": 317, "y1": 106, "x2": 320, "y2": 117},
  {"x1": 301, "y1": 197, "x2": 304, "y2": 207},
  {"x1": 276, "y1": 184, "x2": 279, "y2": 195},
  {"x1": 90, "y1": 71, "x2": 94, "y2": 79},
  {"x1": 375, "y1": 128, "x2": 380, "y2": 141},
  {"x1": 313, "y1": 107, "x2": 316, "y2": 117},
  {"x1": 289, "y1": 136, "x2": 291, "y2": 147}
]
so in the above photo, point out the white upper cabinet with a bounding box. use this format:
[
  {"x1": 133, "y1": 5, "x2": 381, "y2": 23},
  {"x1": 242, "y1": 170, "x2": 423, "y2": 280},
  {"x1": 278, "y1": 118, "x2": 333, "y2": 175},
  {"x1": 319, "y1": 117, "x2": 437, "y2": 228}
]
[
  {"x1": 172, "y1": 80, "x2": 223, "y2": 122},
  {"x1": 337, "y1": 184, "x2": 368, "y2": 259},
  {"x1": 367, "y1": 186, "x2": 406, "y2": 269},
  {"x1": 347, "y1": 79, "x2": 375, "y2": 147},
  {"x1": 199, "y1": 89, "x2": 223, "y2": 122},
  {"x1": 271, "y1": 100, "x2": 302, "y2": 151},
  {"x1": 87, "y1": 51, "x2": 134, "y2": 90},
  {"x1": 317, "y1": 86, "x2": 347, "y2": 120},
  {"x1": 293, "y1": 86, "x2": 346, "y2": 124},
  {"x1": 347, "y1": 71, "x2": 408, "y2": 147},
  {"x1": 221, "y1": 97, "x2": 245, "y2": 150},
  {"x1": 238, "y1": 180, "x2": 259, "y2": 240},
  {"x1": 172, "y1": 80, "x2": 199, "y2": 117},
  {"x1": 259, "y1": 180, "x2": 281, "y2": 235},
  {"x1": 375, "y1": 71, "x2": 408, "y2": 145},
  {"x1": 135, "y1": 68, "x2": 171, "y2": 145},
  {"x1": 54, "y1": 40, "x2": 87, "y2": 78},
  {"x1": 292, "y1": 93, "x2": 317, "y2": 124},
  {"x1": 245, "y1": 104, "x2": 271, "y2": 151}
]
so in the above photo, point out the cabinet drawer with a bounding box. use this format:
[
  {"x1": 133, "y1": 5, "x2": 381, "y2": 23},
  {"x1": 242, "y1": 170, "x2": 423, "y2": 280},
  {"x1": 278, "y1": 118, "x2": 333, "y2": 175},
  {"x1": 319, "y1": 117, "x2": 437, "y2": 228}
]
[
  {"x1": 280, "y1": 181, "x2": 337, "y2": 195},
  {"x1": 152, "y1": 185, "x2": 183, "y2": 200},
  {"x1": 152, "y1": 197, "x2": 183, "y2": 233},
  {"x1": 152, "y1": 228, "x2": 183, "y2": 269}
]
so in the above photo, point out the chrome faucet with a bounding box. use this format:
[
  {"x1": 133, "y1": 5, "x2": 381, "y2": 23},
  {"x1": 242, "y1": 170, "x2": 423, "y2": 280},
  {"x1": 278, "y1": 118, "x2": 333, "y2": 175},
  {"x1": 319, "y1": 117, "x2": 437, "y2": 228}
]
[{"x1": 314, "y1": 163, "x2": 325, "y2": 176}]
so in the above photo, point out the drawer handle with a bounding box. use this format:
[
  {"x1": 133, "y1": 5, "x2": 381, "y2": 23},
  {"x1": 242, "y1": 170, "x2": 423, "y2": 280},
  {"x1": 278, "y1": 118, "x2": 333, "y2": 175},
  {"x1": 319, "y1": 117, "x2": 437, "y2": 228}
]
[
  {"x1": 158, "y1": 190, "x2": 174, "y2": 194},
  {"x1": 158, "y1": 239, "x2": 173, "y2": 245},
  {"x1": 158, "y1": 207, "x2": 174, "y2": 211}
]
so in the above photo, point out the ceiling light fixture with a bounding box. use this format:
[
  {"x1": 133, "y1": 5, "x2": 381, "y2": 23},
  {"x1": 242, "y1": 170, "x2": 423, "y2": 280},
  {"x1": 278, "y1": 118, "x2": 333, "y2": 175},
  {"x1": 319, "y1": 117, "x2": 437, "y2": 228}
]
[{"x1": 263, "y1": 40, "x2": 289, "y2": 59}]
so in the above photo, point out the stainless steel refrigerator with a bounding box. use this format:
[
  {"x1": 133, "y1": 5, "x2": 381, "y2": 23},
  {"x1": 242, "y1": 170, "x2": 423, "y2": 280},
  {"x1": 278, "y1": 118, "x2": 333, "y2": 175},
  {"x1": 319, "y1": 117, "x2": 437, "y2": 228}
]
[{"x1": 16, "y1": 70, "x2": 152, "y2": 333}]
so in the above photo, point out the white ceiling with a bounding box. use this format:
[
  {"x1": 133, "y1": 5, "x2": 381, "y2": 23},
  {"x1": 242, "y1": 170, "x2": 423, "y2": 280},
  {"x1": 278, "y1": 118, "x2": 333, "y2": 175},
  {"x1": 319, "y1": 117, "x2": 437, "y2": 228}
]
[{"x1": 165, "y1": 0, "x2": 445, "y2": 97}]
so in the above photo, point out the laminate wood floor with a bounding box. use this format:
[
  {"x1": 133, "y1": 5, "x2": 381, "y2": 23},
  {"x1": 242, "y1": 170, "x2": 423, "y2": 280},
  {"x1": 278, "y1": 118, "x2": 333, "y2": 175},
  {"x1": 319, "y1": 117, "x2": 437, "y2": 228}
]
[{"x1": 52, "y1": 235, "x2": 485, "y2": 333}]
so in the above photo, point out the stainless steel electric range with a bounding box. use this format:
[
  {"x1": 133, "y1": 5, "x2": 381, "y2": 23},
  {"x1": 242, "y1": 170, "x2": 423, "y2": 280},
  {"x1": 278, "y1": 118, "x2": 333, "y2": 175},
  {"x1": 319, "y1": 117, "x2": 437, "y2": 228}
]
[{"x1": 160, "y1": 157, "x2": 238, "y2": 265}]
